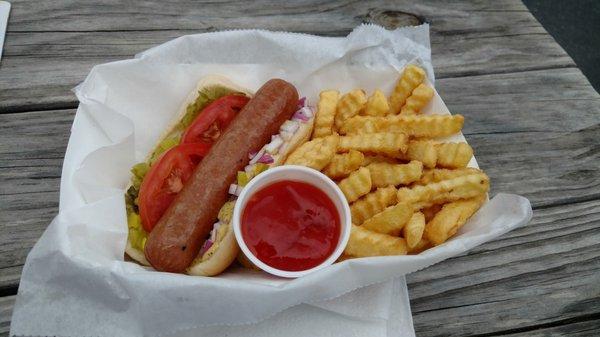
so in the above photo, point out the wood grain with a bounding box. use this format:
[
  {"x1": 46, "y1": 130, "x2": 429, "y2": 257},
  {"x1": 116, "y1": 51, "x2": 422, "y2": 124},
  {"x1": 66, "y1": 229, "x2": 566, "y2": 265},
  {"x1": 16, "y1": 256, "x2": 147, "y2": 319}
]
[
  {"x1": 0, "y1": 267, "x2": 23, "y2": 295},
  {"x1": 0, "y1": 110, "x2": 72, "y2": 293},
  {"x1": 438, "y1": 68, "x2": 600, "y2": 134},
  {"x1": 0, "y1": 0, "x2": 573, "y2": 113},
  {"x1": 506, "y1": 319, "x2": 600, "y2": 337},
  {"x1": 1, "y1": 0, "x2": 599, "y2": 336},
  {"x1": 0, "y1": 296, "x2": 14, "y2": 336},
  {"x1": 408, "y1": 199, "x2": 600, "y2": 336}
]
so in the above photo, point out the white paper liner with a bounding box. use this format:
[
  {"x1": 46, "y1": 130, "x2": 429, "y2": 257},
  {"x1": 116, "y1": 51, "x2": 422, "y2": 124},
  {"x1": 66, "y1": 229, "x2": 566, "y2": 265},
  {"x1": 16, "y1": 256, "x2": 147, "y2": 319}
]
[{"x1": 10, "y1": 24, "x2": 532, "y2": 337}]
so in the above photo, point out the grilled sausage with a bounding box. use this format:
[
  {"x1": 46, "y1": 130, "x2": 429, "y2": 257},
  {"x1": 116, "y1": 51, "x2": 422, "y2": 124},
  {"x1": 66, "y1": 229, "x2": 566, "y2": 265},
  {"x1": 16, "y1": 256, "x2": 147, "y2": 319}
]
[{"x1": 145, "y1": 79, "x2": 299, "y2": 272}]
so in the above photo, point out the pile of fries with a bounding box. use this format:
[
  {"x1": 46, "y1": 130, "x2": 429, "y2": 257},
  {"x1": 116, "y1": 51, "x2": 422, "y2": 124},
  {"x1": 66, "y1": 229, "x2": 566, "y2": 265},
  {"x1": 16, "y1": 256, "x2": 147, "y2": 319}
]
[{"x1": 286, "y1": 65, "x2": 490, "y2": 257}]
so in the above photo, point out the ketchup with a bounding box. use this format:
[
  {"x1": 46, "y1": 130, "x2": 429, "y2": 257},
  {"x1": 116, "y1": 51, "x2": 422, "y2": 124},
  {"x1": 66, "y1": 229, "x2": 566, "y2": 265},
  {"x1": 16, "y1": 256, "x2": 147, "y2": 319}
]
[{"x1": 241, "y1": 180, "x2": 341, "y2": 272}]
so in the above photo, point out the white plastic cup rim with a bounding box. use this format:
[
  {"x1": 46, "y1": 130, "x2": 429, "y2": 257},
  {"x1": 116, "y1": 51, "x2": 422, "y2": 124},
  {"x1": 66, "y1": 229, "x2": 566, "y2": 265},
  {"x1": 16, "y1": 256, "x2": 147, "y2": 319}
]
[{"x1": 232, "y1": 165, "x2": 352, "y2": 278}]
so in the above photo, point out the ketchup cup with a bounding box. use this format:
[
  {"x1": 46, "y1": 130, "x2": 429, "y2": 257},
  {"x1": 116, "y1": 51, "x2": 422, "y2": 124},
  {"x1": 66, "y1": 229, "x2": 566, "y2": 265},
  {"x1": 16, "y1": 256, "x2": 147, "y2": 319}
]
[{"x1": 233, "y1": 165, "x2": 352, "y2": 278}]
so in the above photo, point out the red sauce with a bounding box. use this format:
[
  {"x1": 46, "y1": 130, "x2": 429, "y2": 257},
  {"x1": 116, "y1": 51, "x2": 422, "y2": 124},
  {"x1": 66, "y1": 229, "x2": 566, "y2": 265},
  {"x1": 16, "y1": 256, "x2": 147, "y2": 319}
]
[{"x1": 241, "y1": 180, "x2": 341, "y2": 272}]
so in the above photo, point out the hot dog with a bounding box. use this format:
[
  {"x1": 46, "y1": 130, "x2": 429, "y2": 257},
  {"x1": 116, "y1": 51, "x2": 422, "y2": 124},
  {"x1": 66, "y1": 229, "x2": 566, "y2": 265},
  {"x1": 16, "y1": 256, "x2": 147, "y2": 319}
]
[
  {"x1": 125, "y1": 75, "x2": 253, "y2": 268},
  {"x1": 144, "y1": 79, "x2": 299, "y2": 273}
]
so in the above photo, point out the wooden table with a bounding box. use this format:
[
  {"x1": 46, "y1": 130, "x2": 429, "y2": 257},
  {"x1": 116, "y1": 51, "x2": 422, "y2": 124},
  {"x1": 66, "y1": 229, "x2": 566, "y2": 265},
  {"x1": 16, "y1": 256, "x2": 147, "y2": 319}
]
[{"x1": 1, "y1": 1, "x2": 599, "y2": 335}]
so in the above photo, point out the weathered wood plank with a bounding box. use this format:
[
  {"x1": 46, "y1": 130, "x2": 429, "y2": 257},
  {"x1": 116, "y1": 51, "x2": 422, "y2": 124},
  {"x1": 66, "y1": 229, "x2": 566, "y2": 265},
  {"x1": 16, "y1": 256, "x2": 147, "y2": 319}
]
[
  {"x1": 408, "y1": 198, "x2": 600, "y2": 336},
  {"x1": 439, "y1": 68, "x2": 600, "y2": 134},
  {"x1": 0, "y1": 109, "x2": 73, "y2": 160},
  {"x1": 0, "y1": 0, "x2": 573, "y2": 112},
  {"x1": 469, "y1": 128, "x2": 600, "y2": 208},
  {"x1": 506, "y1": 318, "x2": 600, "y2": 337},
  {"x1": 0, "y1": 266, "x2": 22, "y2": 294},
  {"x1": 0, "y1": 192, "x2": 59, "y2": 281},
  {"x1": 0, "y1": 296, "x2": 13, "y2": 337},
  {"x1": 0, "y1": 110, "x2": 72, "y2": 288},
  {"x1": 1, "y1": 0, "x2": 535, "y2": 33}
]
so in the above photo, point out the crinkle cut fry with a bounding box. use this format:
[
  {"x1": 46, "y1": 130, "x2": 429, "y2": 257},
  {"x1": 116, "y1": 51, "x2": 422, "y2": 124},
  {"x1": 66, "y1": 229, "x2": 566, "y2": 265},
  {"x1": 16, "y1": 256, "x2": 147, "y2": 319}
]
[
  {"x1": 340, "y1": 114, "x2": 464, "y2": 138},
  {"x1": 397, "y1": 172, "x2": 489, "y2": 208}
]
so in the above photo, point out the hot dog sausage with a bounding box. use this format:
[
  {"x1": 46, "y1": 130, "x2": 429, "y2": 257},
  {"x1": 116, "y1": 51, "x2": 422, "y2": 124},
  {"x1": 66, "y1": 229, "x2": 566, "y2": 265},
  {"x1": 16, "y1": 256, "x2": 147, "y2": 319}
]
[{"x1": 145, "y1": 79, "x2": 299, "y2": 272}]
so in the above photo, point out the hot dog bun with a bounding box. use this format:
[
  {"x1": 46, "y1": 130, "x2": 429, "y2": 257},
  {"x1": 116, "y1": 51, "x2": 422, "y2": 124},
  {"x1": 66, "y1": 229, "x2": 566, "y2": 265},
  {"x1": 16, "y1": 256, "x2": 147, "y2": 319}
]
[
  {"x1": 188, "y1": 228, "x2": 239, "y2": 276},
  {"x1": 273, "y1": 114, "x2": 315, "y2": 165}
]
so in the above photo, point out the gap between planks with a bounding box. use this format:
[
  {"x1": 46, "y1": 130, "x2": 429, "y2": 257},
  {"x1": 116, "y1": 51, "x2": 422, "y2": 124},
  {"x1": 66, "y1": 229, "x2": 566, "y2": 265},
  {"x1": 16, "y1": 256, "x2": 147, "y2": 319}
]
[{"x1": 468, "y1": 312, "x2": 600, "y2": 337}]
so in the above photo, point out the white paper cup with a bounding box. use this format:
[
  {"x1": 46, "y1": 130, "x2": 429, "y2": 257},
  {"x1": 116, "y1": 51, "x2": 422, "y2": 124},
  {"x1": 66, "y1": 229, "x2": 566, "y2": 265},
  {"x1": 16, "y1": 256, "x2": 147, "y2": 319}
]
[{"x1": 233, "y1": 165, "x2": 352, "y2": 278}]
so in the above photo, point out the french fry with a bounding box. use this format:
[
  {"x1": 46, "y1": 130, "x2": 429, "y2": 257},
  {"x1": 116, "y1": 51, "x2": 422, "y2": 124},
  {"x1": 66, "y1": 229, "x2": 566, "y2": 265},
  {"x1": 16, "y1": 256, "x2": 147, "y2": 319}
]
[
  {"x1": 436, "y1": 142, "x2": 473, "y2": 168},
  {"x1": 367, "y1": 160, "x2": 423, "y2": 187},
  {"x1": 361, "y1": 154, "x2": 397, "y2": 166},
  {"x1": 339, "y1": 114, "x2": 464, "y2": 138},
  {"x1": 342, "y1": 116, "x2": 380, "y2": 134},
  {"x1": 421, "y1": 204, "x2": 443, "y2": 222},
  {"x1": 400, "y1": 83, "x2": 434, "y2": 115},
  {"x1": 339, "y1": 132, "x2": 408, "y2": 155},
  {"x1": 425, "y1": 195, "x2": 486, "y2": 245},
  {"x1": 403, "y1": 212, "x2": 426, "y2": 249},
  {"x1": 336, "y1": 254, "x2": 356, "y2": 262},
  {"x1": 312, "y1": 90, "x2": 340, "y2": 138},
  {"x1": 396, "y1": 114, "x2": 464, "y2": 138},
  {"x1": 418, "y1": 167, "x2": 481, "y2": 185},
  {"x1": 350, "y1": 186, "x2": 397, "y2": 225},
  {"x1": 397, "y1": 172, "x2": 489, "y2": 208},
  {"x1": 395, "y1": 140, "x2": 437, "y2": 169},
  {"x1": 237, "y1": 251, "x2": 260, "y2": 270},
  {"x1": 408, "y1": 238, "x2": 431, "y2": 254},
  {"x1": 338, "y1": 167, "x2": 372, "y2": 203},
  {"x1": 389, "y1": 64, "x2": 426, "y2": 114},
  {"x1": 285, "y1": 135, "x2": 338, "y2": 170},
  {"x1": 334, "y1": 89, "x2": 367, "y2": 130},
  {"x1": 345, "y1": 225, "x2": 408, "y2": 257},
  {"x1": 323, "y1": 150, "x2": 364, "y2": 179},
  {"x1": 362, "y1": 202, "x2": 413, "y2": 236},
  {"x1": 364, "y1": 89, "x2": 390, "y2": 116},
  {"x1": 402, "y1": 114, "x2": 465, "y2": 138}
]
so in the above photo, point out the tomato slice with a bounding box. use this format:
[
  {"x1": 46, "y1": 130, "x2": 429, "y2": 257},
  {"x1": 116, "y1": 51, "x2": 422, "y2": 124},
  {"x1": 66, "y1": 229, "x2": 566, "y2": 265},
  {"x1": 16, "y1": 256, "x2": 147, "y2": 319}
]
[
  {"x1": 181, "y1": 94, "x2": 250, "y2": 145},
  {"x1": 138, "y1": 143, "x2": 210, "y2": 232}
]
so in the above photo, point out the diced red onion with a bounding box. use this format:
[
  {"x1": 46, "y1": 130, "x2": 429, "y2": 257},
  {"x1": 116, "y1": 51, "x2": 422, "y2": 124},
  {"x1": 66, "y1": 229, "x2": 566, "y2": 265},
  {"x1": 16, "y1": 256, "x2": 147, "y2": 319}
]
[
  {"x1": 199, "y1": 239, "x2": 214, "y2": 256},
  {"x1": 293, "y1": 112, "x2": 309, "y2": 122},
  {"x1": 293, "y1": 106, "x2": 314, "y2": 122},
  {"x1": 279, "y1": 143, "x2": 288, "y2": 155},
  {"x1": 229, "y1": 184, "x2": 243, "y2": 196},
  {"x1": 210, "y1": 222, "x2": 220, "y2": 242},
  {"x1": 280, "y1": 120, "x2": 299, "y2": 133},
  {"x1": 265, "y1": 135, "x2": 284, "y2": 154},
  {"x1": 280, "y1": 131, "x2": 293, "y2": 141},
  {"x1": 301, "y1": 106, "x2": 314, "y2": 118},
  {"x1": 248, "y1": 151, "x2": 257, "y2": 159},
  {"x1": 249, "y1": 148, "x2": 265, "y2": 165},
  {"x1": 257, "y1": 153, "x2": 274, "y2": 164},
  {"x1": 235, "y1": 185, "x2": 244, "y2": 196},
  {"x1": 297, "y1": 97, "x2": 306, "y2": 108}
]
